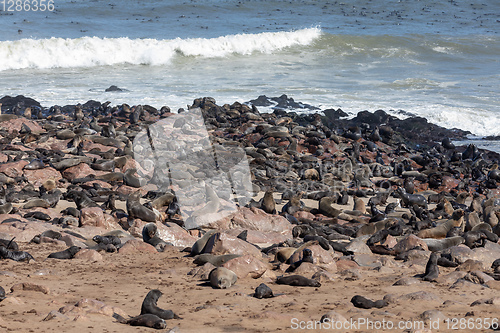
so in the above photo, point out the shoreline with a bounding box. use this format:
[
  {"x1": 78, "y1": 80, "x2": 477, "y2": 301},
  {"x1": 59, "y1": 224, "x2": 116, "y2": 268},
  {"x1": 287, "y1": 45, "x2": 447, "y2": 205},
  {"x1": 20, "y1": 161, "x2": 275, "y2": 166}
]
[{"x1": 0, "y1": 94, "x2": 499, "y2": 332}]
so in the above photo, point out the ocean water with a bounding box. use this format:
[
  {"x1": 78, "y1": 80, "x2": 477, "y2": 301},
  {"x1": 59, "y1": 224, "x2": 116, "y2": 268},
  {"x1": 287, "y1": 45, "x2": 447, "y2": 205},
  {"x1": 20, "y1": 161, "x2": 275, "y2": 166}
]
[{"x1": 0, "y1": 0, "x2": 499, "y2": 151}]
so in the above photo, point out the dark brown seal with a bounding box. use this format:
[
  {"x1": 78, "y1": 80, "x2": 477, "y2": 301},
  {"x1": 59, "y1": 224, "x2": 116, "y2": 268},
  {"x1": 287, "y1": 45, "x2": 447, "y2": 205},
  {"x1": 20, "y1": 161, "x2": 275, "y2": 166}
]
[
  {"x1": 47, "y1": 246, "x2": 81, "y2": 259},
  {"x1": 141, "y1": 289, "x2": 182, "y2": 320},
  {"x1": 276, "y1": 275, "x2": 321, "y2": 287}
]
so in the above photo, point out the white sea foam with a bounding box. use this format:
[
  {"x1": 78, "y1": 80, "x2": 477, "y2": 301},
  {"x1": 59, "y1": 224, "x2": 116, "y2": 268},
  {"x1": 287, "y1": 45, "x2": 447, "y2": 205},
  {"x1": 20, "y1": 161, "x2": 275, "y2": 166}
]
[{"x1": 0, "y1": 28, "x2": 321, "y2": 71}]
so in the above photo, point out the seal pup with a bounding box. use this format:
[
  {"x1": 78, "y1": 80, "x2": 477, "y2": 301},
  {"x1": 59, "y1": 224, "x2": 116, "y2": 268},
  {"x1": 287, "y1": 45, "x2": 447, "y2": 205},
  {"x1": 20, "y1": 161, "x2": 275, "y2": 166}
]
[
  {"x1": 276, "y1": 275, "x2": 321, "y2": 287},
  {"x1": 142, "y1": 223, "x2": 169, "y2": 252},
  {"x1": 260, "y1": 190, "x2": 276, "y2": 214},
  {"x1": 209, "y1": 267, "x2": 237, "y2": 289},
  {"x1": 113, "y1": 313, "x2": 167, "y2": 329},
  {"x1": 47, "y1": 246, "x2": 81, "y2": 259},
  {"x1": 141, "y1": 289, "x2": 182, "y2": 320},
  {"x1": 421, "y1": 252, "x2": 439, "y2": 281},
  {"x1": 254, "y1": 283, "x2": 274, "y2": 299},
  {"x1": 350, "y1": 295, "x2": 387, "y2": 309},
  {"x1": 124, "y1": 168, "x2": 147, "y2": 188}
]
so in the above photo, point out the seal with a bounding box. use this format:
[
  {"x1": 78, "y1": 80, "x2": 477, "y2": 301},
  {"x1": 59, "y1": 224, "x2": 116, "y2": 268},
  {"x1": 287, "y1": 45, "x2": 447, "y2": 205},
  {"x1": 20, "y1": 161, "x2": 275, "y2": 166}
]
[
  {"x1": 261, "y1": 190, "x2": 276, "y2": 214},
  {"x1": 417, "y1": 209, "x2": 465, "y2": 239},
  {"x1": 350, "y1": 295, "x2": 387, "y2": 309},
  {"x1": 318, "y1": 196, "x2": 342, "y2": 218},
  {"x1": 422, "y1": 236, "x2": 464, "y2": 252},
  {"x1": 47, "y1": 246, "x2": 81, "y2": 259},
  {"x1": 287, "y1": 248, "x2": 314, "y2": 272},
  {"x1": 113, "y1": 313, "x2": 167, "y2": 329},
  {"x1": 190, "y1": 230, "x2": 218, "y2": 256},
  {"x1": 0, "y1": 246, "x2": 34, "y2": 262},
  {"x1": 421, "y1": 252, "x2": 439, "y2": 281},
  {"x1": 209, "y1": 267, "x2": 238, "y2": 289},
  {"x1": 254, "y1": 283, "x2": 274, "y2": 299},
  {"x1": 124, "y1": 168, "x2": 147, "y2": 188},
  {"x1": 0, "y1": 285, "x2": 5, "y2": 302},
  {"x1": 193, "y1": 254, "x2": 241, "y2": 267},
  {"x1": 65, "y1": 190, "x2": 98, "y2": 210},
  {"x1": 142, "y1": 223, "x2": 169, "y2": 252},
  {"x1": 90, "y1": 159, "x2": 115, "y2": 171},
  {"x1": 24, "y1": 211, "x2": 51, "y2": 221},
  {"x1": 276, "y1": 275, "x2": 321, "y2": 287},
  {"x1": 0, "y1": 238, "x2": 19, "y2": 250},
  {"x1": 127, "y1": 191, "x2": 157, "y2": 222},
  {"x1": 23, "y1": 159, "x2": 45, "y2": 170},
  {"x1": 0, "y1": 203, "x2": 13, "y2": 214},
  {"x1": 141, "y1": 289, "x2": 182, "y2": 320},
  {"x1": 151, "y1": 192, "x2": 175, "y2": 210}
]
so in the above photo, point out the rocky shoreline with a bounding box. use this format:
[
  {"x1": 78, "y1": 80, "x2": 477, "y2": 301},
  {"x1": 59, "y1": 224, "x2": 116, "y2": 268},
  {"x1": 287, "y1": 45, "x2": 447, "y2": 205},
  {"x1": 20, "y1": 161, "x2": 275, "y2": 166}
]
[{"x1": 0, "y1": 94, "x2": 499, "y2": 332}]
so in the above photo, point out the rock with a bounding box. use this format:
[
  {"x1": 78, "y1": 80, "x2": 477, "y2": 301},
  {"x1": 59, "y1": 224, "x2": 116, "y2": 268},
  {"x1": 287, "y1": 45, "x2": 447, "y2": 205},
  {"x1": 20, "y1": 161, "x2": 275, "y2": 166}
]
[
  {"x1": 393, "y1": 277, "x2": 422, "y2": 286},
  {"x1": 455, "y1": 259, "x2": 485, "y2": 272},
  {"x1": 43, "y1": 310, "x2": 70, "y2": 321},
  {"x1": 154, "y1": 222, "x2": 197, "y2": 248},
  {"x1": 188, "y1": 262, "x2": 216, "y2": 280},
  {"x1": 335, "y1": 259, "x2": 360, "y2": 271},
  {"x1": 225, "y1": 228, "x2": 290, "y2": 247},
  {"x1": 311, "y1": 270, "x2": 336, "y2": 283},
  {"x1": 440, "y1": 245, "x2": 474, "y2": 265},
  {"x1": 419, "y1": 309, "x2": 446, "y2": 324},
  {"x1": 23, "y1": 167, "x2": 61, "y2": 187},
  {"x1": 394, "y1": 235, "x2": 429, "y2": 254},
  {"x1": 396, "y1": 291, "x2": 442, "y2": 303},
  {"x1": 118, "y1": 239, "x2": 157, "y2": 254},
  {"x1": 79, "y1": 207, "x2": 105, "y2": 228},
  {"x1": 345, "y1": 239, "x2": 372, "y2": 254},
  {"x1": 202, "y1": 232, "x2": 262, "y2": 258},
  {"x1": 206, "y1": 207, "x2": 292, "y2": 236},
  {"x1": 0, "y1": 160, "x2": 29, "y2": 178},
  {"x1": 471, "y1": 241, "x2": 500, "y2": 267},
  {"x1": 62, "y1": 163, "x2": 98, "y2": 181},
  {"x1": 73, "y1": 249, "x2": 102, "y2": 262},
  {"x1": 11, "y1": 282, "x2": 50, "y2": 294},
  {"x1": 221, "y1": 255, "x2": 268, "y2": 279},
  {"x1": 435, "y1": 271, "x2": 467, "y2": 285}
]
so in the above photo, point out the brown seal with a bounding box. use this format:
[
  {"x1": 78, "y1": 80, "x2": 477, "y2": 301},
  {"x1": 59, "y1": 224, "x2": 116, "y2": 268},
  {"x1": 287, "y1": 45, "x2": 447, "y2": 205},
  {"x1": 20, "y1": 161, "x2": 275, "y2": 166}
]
[
  {"x1": 276, "y1": 275, "x2": 321, "y2": 287},
  {"x1": 261, "y1": 190, "x2": 276, "y2": 214},
  {"x1": 114, "y1": 313, "x2": 167, "y2": 329},
  {"x1": 141, "y1": 289, "x2": 182, "y2": 320},
  {"x1": 209, "y1": 267, "x2": 237, "y2": 289}
]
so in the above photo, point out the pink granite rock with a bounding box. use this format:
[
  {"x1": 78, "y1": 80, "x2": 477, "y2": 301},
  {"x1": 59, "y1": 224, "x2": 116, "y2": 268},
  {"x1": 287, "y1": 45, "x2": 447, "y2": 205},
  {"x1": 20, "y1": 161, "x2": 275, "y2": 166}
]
[
  {"x1": 11, "y1": 282, "x2": 50, "y2": 294},
  {"x1": 225, "y1": 228, "x2": 290, "y2": 247},
  {"x1": 0, "y1": 117, "x2": 44, "y2": 134},
  {"x1": 222, "y1": 255, "x2": 269, "y2": 279},
  {"x1": 73, "y1": 249, "x2": 102, "y2": 262},
  {"x1": 155, "y1": 222, "x2": 197, "y2": 248},
  {"x1": 79, "y1": 207, "x2": 105, "y2": 228},
  {"x1": 23, "y1": 167, "x2": 61, "y2": 187},
  {"x1": 62, "y1": 163, "x2": 97, "y2": 181},
  {"x1": 203, "y1": 232, "x2": 262, "y2": 258},
  {"x1": 0, "y1": 160, "x2": 29, "y2": 178},
  {"x1": 205, "y1": 207, "x2": 292, "y2": 235},
  {"x1": 118, "y1": 239, "x2": 157, "y2": 254}
]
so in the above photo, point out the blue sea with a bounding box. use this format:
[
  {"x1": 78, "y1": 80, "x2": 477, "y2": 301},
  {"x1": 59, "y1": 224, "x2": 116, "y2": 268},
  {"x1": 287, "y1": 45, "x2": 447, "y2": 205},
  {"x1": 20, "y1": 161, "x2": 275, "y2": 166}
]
[{"x1": 0, "y1": 0, "x2": 499, "y2": 151}]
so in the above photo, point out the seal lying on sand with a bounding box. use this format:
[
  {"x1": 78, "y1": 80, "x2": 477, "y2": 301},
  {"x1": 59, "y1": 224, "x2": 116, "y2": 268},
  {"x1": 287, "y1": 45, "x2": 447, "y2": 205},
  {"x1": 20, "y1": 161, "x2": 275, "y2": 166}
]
[
  {"x1": 276, "y1": 275, "x2": 321, "y2": 287},
  {"x1": 209, "y1": 267, "x2": 238, "y2": 289},
  {"x1": 0, "y1": 246, "x2": 34, "y2": 262},
  {"x1": 113, "y1": 313, "x2": 167, "y2": 329}
]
